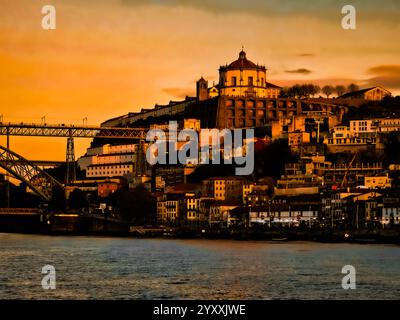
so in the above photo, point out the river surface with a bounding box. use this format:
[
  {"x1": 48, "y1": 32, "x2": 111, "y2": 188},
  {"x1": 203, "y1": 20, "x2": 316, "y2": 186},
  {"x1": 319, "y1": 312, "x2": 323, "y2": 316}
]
[{"x1": 0, "y1": 233, "x2": 399, "y2": 299}]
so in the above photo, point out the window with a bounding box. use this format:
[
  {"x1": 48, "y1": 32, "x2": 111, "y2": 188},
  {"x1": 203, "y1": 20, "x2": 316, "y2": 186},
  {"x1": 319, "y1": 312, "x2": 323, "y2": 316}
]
[
  {"x1": 248, "y1": 77, "x2": 253, "y2": 86},
  {"x1": 231, "y1": 77, "x2": 237, "y2": 86}
]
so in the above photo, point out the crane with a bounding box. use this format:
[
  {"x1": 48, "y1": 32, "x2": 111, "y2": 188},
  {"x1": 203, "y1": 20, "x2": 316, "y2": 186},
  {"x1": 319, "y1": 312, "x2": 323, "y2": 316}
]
[{"x1": 340, "y1": 152, "x2": 358, "y2": 188}]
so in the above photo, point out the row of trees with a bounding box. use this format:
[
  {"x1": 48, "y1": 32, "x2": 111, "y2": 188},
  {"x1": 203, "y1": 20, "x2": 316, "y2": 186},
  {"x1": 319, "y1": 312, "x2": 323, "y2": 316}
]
[
  {"x1": 48, "y1": 186, "x2": 88, "y2": 212},
  {"x1": 280, "y1": 83, "x2": 360, "y2": 99}
]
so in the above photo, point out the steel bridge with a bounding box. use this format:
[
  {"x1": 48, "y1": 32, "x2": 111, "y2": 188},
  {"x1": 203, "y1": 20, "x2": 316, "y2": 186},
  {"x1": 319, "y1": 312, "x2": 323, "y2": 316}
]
[
  {"x1": 0, "y1": 160, "x2": 65, "y2": 167},
  {"x1": 0, "y1": 122, "x2": 146, "y2": 139},
  {"x1": 0, "y1": 145, "x2": 64, "y2": 202},
  {"x1": 0, "y1": 122, "x2": 148, "y2": 203}
]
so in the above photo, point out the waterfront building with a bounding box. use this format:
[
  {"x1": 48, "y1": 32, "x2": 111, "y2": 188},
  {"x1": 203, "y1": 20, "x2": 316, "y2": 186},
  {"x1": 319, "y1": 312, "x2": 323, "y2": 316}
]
[
  {"x1": 202, "y1": 176, "x2": 247, "y2": 202},
  {"x1": 381, "y1": 205, "x2": 400, "y2": 225},
  {"x1": 156, "y1": 184, "x2": 202, "y2": 225},
  {"x1": 246, "y1": 189, "x2": 271, "y2": 207},
  {"x1": 209, "y1": 202, "x2": 239, "y2": 227},
  {"x1": 248, "y1": 203, "x2": 319, "y2": 226}
]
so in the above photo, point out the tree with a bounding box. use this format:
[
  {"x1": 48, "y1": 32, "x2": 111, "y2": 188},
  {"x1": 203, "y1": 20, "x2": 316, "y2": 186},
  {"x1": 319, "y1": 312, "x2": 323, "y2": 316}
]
[
  {"x1": 253, "y1": 140, "x2": 297, "y2": 179},
  {"x1": 279, "y1": 87, "x2": 290, "y2": 98},
  {"x1": 68, "y1": 188, "x2": 88, "y2": 211},
  {"x1": 115, "y1": 184, "x2": 156, "y2": 225},
  {"x1": 322, "y1": 85, "x2": 334, "y2": 98},
  {"x1": 313, "y1": 85, "x2": 321, "y2": 97},
  {"x1": 347, "y1": 83, "x2": 359, "y2": 93},
  {"x1": 335, "y1": 85, "x2": 346, "y2": 97},
  {"x1": 290, "y1": 84, "x2": 302, "y2": 98},
  {"x1": 48, "y1": 185, "x2": 67, "y2": 212}
]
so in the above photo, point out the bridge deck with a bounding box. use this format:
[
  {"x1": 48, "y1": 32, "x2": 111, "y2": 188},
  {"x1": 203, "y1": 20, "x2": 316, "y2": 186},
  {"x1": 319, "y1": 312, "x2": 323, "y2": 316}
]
[{"x1": 0, "y1": 122, "x2": 147, "y2": 139}]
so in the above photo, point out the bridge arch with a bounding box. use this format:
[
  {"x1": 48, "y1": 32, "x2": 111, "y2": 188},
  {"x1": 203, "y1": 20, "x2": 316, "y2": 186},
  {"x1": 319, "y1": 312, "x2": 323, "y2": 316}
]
[{"x1": 0, "y1": 145, "x2": 63, "y2": 202}]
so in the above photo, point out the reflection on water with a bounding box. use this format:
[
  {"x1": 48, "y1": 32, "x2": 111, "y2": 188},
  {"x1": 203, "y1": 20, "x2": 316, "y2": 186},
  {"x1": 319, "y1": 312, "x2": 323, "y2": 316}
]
[{"x1": 0, "y1": 233, "x2": 399, "y2": 299}]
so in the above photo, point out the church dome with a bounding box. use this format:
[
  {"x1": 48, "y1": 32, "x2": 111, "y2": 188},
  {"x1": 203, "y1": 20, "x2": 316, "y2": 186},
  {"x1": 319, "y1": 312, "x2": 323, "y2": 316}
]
[{"x1": 228, "y1": 50, "x2": 259, "y2": 69}]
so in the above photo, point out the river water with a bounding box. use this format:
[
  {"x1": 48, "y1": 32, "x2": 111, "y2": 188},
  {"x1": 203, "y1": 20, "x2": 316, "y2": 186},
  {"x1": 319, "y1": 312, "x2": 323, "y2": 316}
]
[{"x1": 0, "y1": 233, "x2": 399, "y2": 299}]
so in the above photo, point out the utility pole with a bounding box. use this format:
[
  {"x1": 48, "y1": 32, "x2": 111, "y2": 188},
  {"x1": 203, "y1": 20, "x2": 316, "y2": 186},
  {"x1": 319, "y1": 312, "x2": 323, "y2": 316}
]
[{"x1": 356, "y1": 202, "x2": 359, "y2": 230}]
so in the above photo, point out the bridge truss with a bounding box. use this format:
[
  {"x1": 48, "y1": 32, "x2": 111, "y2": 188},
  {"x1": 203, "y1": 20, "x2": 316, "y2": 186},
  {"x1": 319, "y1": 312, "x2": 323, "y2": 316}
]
[
  {"x1": 0, "y1": 145, "x2": 64, "y2": 202},
  {"x1": 0, "y1": 123, "x2": 146, "y2": 139}
]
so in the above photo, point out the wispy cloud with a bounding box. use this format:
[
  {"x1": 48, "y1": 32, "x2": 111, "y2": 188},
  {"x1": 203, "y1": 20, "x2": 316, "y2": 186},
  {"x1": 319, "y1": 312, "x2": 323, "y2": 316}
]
[
  {"x1": 121, "y1": 0, "x2": 400, "y2": 21},
  {"x1": 162, "y1": 87, "x2": 194, "y2": 99},
  {"x1": 364, "y1": 65, "x2": 400, "y2": 90},
  {"x1": 298, "y1": 53, "x2": 315, "y2": 57},
  {"x1": 285, "y1": 68, "x2": 312, "y2": 75}
]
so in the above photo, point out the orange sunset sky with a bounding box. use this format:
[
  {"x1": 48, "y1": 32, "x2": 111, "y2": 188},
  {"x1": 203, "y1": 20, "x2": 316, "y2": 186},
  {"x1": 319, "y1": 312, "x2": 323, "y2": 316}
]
[{"x1": 0, "y1": 0, "x2": 400, "y2": 161}]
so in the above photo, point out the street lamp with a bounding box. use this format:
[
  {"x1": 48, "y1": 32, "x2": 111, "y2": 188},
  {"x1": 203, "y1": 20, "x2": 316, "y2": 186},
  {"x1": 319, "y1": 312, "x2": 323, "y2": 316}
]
[{"x1": 83, "y1": 117, "x2": 87, "y2": 127}]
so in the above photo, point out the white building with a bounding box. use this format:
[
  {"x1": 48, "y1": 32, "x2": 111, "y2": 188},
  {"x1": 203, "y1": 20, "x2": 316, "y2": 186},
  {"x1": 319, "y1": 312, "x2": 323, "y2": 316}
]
[
  {"x1": 78, "y1": 143, "x2": 137, "y2": 178},
  {"x1": 381, "y1": 206, "x2": 400, "y2": 225},
  {"x1": 350, "y1": 120, "x2": 374, "y2": 134}
]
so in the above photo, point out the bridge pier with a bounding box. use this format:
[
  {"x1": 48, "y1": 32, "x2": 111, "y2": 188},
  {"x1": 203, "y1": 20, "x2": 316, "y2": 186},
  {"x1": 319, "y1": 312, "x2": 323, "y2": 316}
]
[
  {"x1": 5, "y1": 127, "x2": 10, "y2": 208},
  {"x1": 65, "y1": 136, "x2": 76, "y2": 185}
]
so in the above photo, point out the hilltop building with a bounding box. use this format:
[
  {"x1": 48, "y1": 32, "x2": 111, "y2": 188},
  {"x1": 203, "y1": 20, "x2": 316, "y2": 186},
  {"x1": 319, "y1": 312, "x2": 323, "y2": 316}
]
[
  {"x1": 100, "y1": 49, "x2": 346, "y2": 130},
  {"x1": 339, "y1": 86, "x2": 391, "y2": 101}
]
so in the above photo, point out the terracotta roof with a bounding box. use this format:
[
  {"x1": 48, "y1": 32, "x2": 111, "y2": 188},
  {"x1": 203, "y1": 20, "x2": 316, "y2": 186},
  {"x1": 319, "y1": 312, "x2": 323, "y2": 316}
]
[{"x1": 223, "y1": 50, "x2": 265, "y2": 70}]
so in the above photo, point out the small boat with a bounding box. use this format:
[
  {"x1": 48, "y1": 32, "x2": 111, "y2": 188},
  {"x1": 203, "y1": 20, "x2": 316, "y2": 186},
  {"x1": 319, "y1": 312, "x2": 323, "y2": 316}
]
[{"x1": 272, "y1": 236, "x2": 288, "y2": 241}]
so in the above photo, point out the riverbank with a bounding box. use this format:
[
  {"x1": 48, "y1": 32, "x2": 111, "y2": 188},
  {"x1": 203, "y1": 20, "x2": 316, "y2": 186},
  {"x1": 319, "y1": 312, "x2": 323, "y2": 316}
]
[
  {"x1": 0, "y1": 212, "x2": 399, "y2": 243},
  {"x1": 1, "y1": 225, "x2": 399, "y2": 244}
]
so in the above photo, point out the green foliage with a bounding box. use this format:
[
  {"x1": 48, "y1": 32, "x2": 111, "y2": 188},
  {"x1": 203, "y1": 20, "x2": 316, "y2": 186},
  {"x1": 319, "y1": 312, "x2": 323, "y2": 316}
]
[
  {"x1": 253, "y1": 140, "x2": 297, "y2": 179},
  {"x1": 114, "y1": 184, "x2": 156, "y2": 225},
  {"x1": 322, "y1": 85, "x2": 335, "y2": 98},
  {"x1": 347, "y1": 83, "x2": 359, "y2": 92},
  {"x1": 48, "y1": 185, "x2": 67, "y2": 212},
  {"x1": 343, "y1": 96, "x2": 400, "y2": 120},
  {"x1": 280, "y1": 84, "x2": 321, "y2": 98},
  {"x1": 68, "y1": 188, "x2": 88, "y2": 210}
]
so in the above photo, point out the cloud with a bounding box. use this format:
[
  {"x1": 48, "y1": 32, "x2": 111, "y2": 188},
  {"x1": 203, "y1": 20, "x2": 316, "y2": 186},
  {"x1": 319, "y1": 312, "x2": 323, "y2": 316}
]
[
  {"x1": 273, "y1": 78, "x2": 359, "y2": 88},
  {"x1": 298, "y1": 53, "x2": 315, "y2": 57},
  {"x1": 364, "y1": 65, "x2": 400, "y2": 90},
  {"x1": 162, "y1": 87, "x2": 194, "y2": 99},
  {"x1": 285, "y1": 68, "x2": 312, "y2": 75},
  {"x1": 121, "y1": 0, "x2": 400, "y2": 21}
]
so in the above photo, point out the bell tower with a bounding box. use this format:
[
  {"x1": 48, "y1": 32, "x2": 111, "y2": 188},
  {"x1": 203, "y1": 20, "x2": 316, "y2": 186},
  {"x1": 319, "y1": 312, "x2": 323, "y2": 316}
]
[{"x1": 196, "y1": 77, "x2": 209, "y2": 101}]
